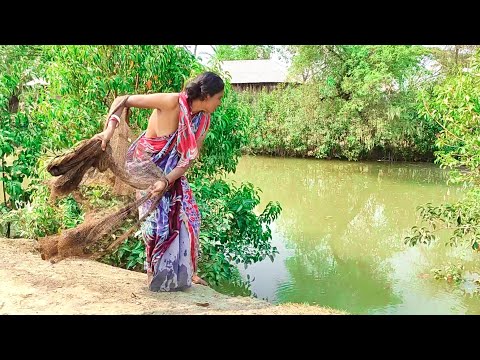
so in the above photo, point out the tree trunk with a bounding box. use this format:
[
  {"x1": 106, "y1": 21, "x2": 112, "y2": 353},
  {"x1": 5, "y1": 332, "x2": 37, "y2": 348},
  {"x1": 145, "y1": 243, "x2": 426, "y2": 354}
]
[{"x1": 1, "y1": 156, "x2": 10, "y2": 238}]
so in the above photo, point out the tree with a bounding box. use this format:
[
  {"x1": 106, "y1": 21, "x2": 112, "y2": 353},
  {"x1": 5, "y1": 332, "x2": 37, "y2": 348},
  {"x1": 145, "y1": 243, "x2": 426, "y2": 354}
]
[
  {"x1": 214, "y1": 45, "x2": 273, "y2": 61},
  {"x1": 406, "y1": 48, "x2": 480, "y2": 255},
  {"x1": 0, "y1": 45, "x2": 47, "y2": 237},
  {"x1": 428, "y1": 45, "x2": 480, "y2": 75},
  {"x1": 243, "y1": 45, "x2": 438, "y2": 161}
]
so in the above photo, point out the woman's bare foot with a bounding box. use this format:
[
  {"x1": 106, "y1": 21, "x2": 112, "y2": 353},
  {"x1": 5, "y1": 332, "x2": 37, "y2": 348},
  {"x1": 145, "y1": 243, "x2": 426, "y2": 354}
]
[
  {"x1": 192, "y1": 274, "x2": 208, "y2": 286},
  {"x1": 147, "y1": 271, "x2": 153, "y2": 286}
]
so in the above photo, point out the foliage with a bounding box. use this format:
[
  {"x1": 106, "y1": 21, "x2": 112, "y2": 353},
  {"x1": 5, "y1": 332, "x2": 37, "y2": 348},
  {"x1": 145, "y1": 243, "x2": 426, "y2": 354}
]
[
  {"x1": 406, "y1": 50, "x2": 480, "y2": 245},
  {"x1": 405, "y1": 49, "x2": 480, "y2": 292},
  {"x1": 0, "y1": 45, "x2": 49, "y2": 236},
  {"x1": 193, "y1": 177, "x2": 281, "y2": 286},
  {"x1": 242, "y1": 45, "x2": 439, "y2": 161},
  {"x1": 214, "y1": 45, "x2": 274, "y2": 61}
]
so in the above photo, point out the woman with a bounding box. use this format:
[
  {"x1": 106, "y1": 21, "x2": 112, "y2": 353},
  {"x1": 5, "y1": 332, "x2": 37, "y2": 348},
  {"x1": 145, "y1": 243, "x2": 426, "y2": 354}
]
[{"x1": 95, "y1": 71, "x2": 224, "y2": 291}]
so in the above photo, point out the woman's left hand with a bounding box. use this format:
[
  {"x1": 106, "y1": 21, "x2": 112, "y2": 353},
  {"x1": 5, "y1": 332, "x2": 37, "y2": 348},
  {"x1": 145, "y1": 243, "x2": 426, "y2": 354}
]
[{"x1": 150, "y1": 179, "x2": 167, "y2": 197}]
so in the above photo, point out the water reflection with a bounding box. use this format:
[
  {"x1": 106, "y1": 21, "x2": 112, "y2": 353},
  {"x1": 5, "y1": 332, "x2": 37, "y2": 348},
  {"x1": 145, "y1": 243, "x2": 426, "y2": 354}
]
[{"x1": 224, "y1": 156, "x2": 480, "y2": 314}]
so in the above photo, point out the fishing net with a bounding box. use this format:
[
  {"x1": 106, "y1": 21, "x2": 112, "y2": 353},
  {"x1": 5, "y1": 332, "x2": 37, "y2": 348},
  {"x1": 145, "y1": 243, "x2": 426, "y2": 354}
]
[{"x1": 37, "y1": 96, "x2": 167, "y2": 263}]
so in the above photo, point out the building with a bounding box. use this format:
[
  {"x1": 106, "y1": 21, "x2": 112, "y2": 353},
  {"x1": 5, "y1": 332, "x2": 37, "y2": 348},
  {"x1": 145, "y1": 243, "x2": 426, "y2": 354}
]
[{"x1": 220, "y1": 59, "x2": 296, "y2": 92}]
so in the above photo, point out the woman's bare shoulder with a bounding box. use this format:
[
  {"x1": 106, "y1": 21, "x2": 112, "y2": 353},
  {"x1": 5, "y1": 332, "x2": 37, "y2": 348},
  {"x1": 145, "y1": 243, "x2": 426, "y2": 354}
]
[
  {"x1": 160, "y1": 93, "x2": 180, "y2": 110},
  {"x1": 166, "y1": 93, "x2": 180, "y2": 106}
]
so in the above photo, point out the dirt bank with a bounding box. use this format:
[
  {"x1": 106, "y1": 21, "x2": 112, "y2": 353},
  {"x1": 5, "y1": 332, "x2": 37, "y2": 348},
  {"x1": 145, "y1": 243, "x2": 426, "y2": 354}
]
[{"x1": 0, "y1": 238, "x2": 344, "y2": 315}]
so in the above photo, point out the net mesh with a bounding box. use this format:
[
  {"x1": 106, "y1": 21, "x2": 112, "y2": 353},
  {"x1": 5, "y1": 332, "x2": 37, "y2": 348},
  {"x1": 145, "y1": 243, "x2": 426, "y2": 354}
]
[{"x1": 38, "y1": 96, "x2": 167, "y2": 263}]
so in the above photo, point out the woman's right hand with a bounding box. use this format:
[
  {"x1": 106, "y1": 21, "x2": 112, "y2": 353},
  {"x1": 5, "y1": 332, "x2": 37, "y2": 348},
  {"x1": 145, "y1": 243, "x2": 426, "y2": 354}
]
[{"x1": 93, "y1": 128, "x2": 115, "y2": 151}]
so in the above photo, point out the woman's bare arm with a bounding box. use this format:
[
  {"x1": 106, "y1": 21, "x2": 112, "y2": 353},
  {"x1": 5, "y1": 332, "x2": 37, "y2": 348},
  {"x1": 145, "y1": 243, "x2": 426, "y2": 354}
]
[
  {"x1": 124, "y1": 93, "x2": 179, "y2": 110},
  {"x1": 109, "y1": 93, "x2": 179, "y2": 121},
  {"x1": 99, "y1": 93, "x2": 179, "y2": 150}
]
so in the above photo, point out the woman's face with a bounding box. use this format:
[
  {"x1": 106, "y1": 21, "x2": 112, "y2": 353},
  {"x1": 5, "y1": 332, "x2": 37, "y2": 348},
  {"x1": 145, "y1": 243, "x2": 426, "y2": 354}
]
[{"x1": 204, "y1": 90, "x2": 224, "y2": 113}]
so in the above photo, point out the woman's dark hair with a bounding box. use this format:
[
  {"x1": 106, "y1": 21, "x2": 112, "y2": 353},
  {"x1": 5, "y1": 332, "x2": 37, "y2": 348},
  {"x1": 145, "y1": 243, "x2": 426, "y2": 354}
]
[{"x1": 185, "y1": 71, "x2": 224, "y2": 103}]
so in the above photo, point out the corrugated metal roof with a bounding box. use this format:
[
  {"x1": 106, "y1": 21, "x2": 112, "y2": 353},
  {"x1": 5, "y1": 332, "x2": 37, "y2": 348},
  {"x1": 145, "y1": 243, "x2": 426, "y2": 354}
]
[{"x1": 220, "y1": 59, "x2": 289, "y2": 84}]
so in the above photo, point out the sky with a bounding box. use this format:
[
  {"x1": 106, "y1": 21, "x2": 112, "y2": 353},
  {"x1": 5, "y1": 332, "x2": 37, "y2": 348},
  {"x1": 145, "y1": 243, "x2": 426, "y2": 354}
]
[{"x1": 184, "y1": 45, "x2": 215, "y2": 65}]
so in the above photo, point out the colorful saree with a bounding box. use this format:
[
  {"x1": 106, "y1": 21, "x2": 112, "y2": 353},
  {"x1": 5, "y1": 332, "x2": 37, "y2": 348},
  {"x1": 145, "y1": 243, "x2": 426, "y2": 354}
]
[{"x1": 125, "y1": 92, "x2": 210, "y2": 291}]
